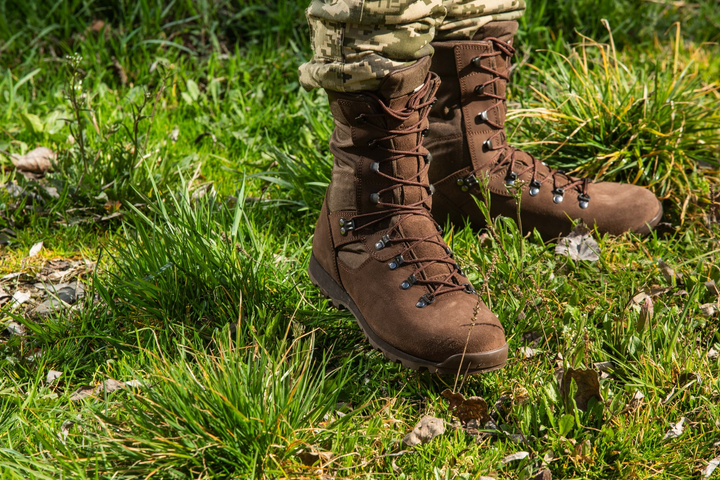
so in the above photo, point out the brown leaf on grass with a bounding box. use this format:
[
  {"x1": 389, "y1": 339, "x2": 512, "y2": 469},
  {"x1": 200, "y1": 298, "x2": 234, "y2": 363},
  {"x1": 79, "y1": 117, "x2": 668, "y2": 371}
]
[
  {"x1": 662, "y1": 417, "x2": 685, "y2": 440},
  {"x1": 69, "y1": 379, "x2": 134, "y2": 401},
  {"x1": 572, "y1": 439, "x2": 592, "y2": 463},
  {"x1": 558, "y1": 368, "x2": 603, "y2": 411},
  {"x1": 700, "y1": 303, "x2": 717, "y2": 318},
  {"x1": 702, "y1": 456, "x2": 720, "y2": 479},
  {"x1": 402, "y1": 415, "x2": 446, "y2": 447},
  {"x1": 637, "y1": 296, "x2": 653, "y2": 331},
  {"x1": 11, "y1": 147, "x2": 56, "y2": 173},
  {"x1": 705, "y1": 280, "x2": 719, "y2": 298},
  {"x1": 533, "y1": 468, "x2": 552, "y2": 480},
  {"x1": 441, "y1": 389, "x2": 490, "y2": 424},
  {"x1": 555, "y1": 224, "x2": 600, "y2": 262},
  {"x1": 627, "y1": 286, "x2": 673, "y2": 307},
  {"x1": 658, "y1": 260, "x2": 682, "y2": 284},
  {"x1": 501, "y1": 451, "x2": 530, "y2": 464},
  {"x1": 296, "y1": 448, "x2": 332, "y2": 467},
  {"x1": 46, "y1": 370, "x2": 63, "y2": 385}
]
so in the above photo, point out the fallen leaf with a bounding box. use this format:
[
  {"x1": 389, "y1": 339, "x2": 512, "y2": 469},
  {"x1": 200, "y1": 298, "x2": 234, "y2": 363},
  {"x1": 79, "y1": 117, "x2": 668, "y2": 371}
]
[
  {"x1": 702, "y1": 456, "x2": 720, "y2": 479},
  {"x1": 572, "y1": 439, "x2": 592, "y2": 463},
  {"x1": 442, "y1": 389, "x2": 490, "y2": 424},
  {"x1": 99, "y1": 379, "x2": 126, "y2": 393},
  {"x1": 296, "y1": 448, "x2": 332, "y2": 466},
  {"x1": 533, "y1": 468, "x2": 552, "y2": 480},
  {"x1": 11, "y1": 147, "x2": 56, "y2": 173},
  {"x1": 637, "y1": 296, "x2": 653, "y2": 331},
  {"x1": 700, "y1": 303, "x2": 716, "y2": 318},
  {"x1": 519, "y1": 346, "x2": 538, "y2": 358},
  {"x1": 9, "y1": 290, "x2": 32, "y2": 308},
  {"x1": 662, "y1": 417, "x2": 685, "y2": 441},
  {"x1": 554, "y1": 224, "x2": 600, "y2": 262},
  {"x1": 46, "y1": 370, "x2": 63, "y2": 385},
  {"x1": 658, "y1": 260, "x2": 682, "y2": 284},
  {"x1": 501, "y1": 451, "x2": 529, "y2": 464},
  {"x1": 628, "y1": 286, "x2": 673, "y2": 307},
  {"x1": 28, "y1": 241, "x2": 43, "y2": 258},
  {"x1": 69, "y1": 386, "x2": 95, "y2": 401},
  {"x1": 558, "y1": 368, "x2": 603, "y2": 411},
  {"x1": 708, "y1": 348, "x2": 718, "y2": 360},
  {"x1": 705, "y1": 280, "x2": 719, "y2": 298},
  {"x1": 402, "y1": 415, "x2": 446, "y2": 447},
  {"x1": 169, "y1": 126, "x2": 180, "y2": 142},
  {"x1": 6, "y1": 321, "x2": 26, "y2": 336}
]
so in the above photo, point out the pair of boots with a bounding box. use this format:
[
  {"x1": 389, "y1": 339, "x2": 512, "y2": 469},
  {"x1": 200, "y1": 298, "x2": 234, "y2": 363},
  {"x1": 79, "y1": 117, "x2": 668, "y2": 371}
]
[{"x1": 308, "y1": 22, "x2": 662, "y2": 374}]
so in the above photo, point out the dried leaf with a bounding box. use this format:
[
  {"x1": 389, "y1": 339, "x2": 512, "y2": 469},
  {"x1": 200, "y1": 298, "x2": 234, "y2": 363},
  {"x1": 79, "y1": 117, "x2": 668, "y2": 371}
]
[
  {"x1": 554, "y1": 225, "x2": 600, "y2": 261},
  {"x1": 296, "y1": 448, "x2": 332, "y2": 466},
  {"x1": 707, "y1": 348, "x2": 718, "y2": 360},
  {"x1": 519, "y1": 346, "x2": 538, "y2": 358},
  {"x1": 658, "y1": 260, "x2": 681, "y2": 284},
  {"x1": 662, "y1": 417, "x2": 685, "y2": 441},
  {"x1": 9, "y1": 290, "x2": 32, "y2": 308},
  {"x1": 700, "y1": 303, "x2": 717, "y2": 318},
  {"x1": 6, "y1": 321, "x2": 26, "y2": 336},
  {"x1": 572, "y1": 439, "x2": 592, "y2": 462},
  {"x1": 705, "y1": 280, "x2": 719, "y2": 298},
  {"x1": 169, "y1": 126, "x2": 180, "y2": 142},
  {"x1": 637, "y1": 296, "x2": 653, "y2": 331},
  {"x1": 501, "y1": 451, "x2": 530, "y2": 464},
  {"x1": 533, "y1": 468, "x2": 552, "y2": 480},
  {"x1": 46, "y1": 370, "x2": 63, "y2": 385},
  {"x1": 69, "y1": 386, "x2": 95, "y2": 401},
  {"x1": 441, "y1": 389, "x2": 490, "y2": 424},
  {"x1": 402, "y1": 415, "x2": 446, "y2": 447},
  {"x1": 628, "y1": 286, "x2": 673, "y2": 307},
  {"x1": 11, "y1": 147, "x2": 56, "y2": 173},
  {"x1": 558, "y1": 368, "x2": 603, "y2": 411},
  {"x1": 702, "y1": 456, "x2": 720, "y2": 479},
  {"x1": 28, "y1": 241, "x2": 43, "y2": 258}
]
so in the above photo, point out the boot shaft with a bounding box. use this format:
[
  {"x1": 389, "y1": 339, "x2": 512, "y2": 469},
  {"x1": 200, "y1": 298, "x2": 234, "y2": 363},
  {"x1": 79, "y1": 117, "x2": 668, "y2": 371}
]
[{"x1": 426, "y1": 21, "x2": 518, "y2": 183}]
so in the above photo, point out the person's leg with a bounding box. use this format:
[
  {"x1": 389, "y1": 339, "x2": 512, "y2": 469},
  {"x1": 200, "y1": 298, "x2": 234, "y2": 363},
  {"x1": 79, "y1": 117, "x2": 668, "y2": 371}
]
[
  {"x1": 301, "y1": 0, "x2": 508, "y2": 374},
  {"x1": 425, "y1": 6, "x2": 663, "y2": 239}
]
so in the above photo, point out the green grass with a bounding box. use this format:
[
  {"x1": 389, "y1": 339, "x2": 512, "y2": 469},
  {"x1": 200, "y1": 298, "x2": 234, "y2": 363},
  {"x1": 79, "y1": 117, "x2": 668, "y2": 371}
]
[{"x1": 1, "y1": 0, "x2": 720, "y2": 478}]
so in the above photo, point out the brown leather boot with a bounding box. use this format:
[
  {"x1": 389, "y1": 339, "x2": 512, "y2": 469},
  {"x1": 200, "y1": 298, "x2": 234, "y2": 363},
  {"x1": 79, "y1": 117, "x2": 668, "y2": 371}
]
[
  {"x1": 308, "y1": 57, "x2": 507, "y2": 374},
  {"x1": 426, "y1": 21, "x2": 663, "y2": 239}
]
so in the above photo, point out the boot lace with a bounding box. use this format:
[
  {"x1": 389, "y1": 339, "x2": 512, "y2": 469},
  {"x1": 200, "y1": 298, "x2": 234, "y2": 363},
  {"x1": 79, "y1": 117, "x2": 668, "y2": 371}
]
[
  {"x1": 467, "y1": 37, "x2": 591, "y2": 204},
  {"x1": 349, "y1": 73, "x2": 474, "y2": 305}
]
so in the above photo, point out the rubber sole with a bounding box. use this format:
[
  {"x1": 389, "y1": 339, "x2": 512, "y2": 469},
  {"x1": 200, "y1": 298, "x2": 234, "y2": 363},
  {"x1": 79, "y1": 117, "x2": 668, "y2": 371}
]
[{"x1": 308, "y1": 254, "x2": 508, "y2": 375}]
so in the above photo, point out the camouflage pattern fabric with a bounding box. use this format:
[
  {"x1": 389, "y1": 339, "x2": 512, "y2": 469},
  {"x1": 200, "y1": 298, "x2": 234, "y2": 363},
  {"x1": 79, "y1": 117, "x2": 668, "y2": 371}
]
[{"x1": 299, "y1": 0, "x2": 525, "y2": 92}]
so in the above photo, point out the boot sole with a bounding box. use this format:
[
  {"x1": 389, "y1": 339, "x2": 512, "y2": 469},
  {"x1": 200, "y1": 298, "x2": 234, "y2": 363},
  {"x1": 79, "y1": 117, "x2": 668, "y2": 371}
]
[{"x1": 308, "y1": 254, "x2": 508, "y2": 375}]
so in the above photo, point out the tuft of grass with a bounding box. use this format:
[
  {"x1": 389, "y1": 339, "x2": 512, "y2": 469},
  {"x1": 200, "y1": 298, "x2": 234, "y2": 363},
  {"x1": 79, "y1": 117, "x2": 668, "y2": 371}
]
[{"x1": 511, "y1": 30, "x2": 720, "y2": 211}]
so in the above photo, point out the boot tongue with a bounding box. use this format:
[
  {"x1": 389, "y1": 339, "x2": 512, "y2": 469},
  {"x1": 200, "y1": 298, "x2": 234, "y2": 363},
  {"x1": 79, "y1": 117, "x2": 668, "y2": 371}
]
[{"x1": 473, "y1": 20, "x2": 518, "y2": 45}]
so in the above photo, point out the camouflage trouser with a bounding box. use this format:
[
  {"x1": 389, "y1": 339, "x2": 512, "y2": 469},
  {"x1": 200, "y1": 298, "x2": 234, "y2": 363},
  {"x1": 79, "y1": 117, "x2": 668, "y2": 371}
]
[{"x1": 298, "y1": 0, "x2": 526, "y2": 92}]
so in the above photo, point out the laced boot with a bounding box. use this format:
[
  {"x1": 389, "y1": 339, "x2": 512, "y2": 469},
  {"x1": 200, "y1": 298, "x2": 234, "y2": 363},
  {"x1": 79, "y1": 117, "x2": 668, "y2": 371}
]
[
  {"x1": 426, "y1": 21, "x2": 663, "y2": 239},
  {"x1": 308, "y1": 57, "x2": 507, "y2": 374}
]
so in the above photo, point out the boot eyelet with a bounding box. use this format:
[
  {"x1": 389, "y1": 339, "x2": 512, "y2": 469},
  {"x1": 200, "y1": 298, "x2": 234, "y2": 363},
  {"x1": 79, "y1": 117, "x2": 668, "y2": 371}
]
[
  {"x1": 505, "y1": 171, "x2": 518, "y2": 186},
  {"x1": 436, "y1": 224, "x2": 443, "y2": 234},
  {"x1": 477, "y1": 110, "x2": 489, "y2": 122},
  {"x1": 388, "y1": 254, "x2": 405, "y2": 270},
  {"x1": 375, "y1": 234, "x2": 391, "y2": 250},
  {"x1": 368, "y1": 140, "x2": 377, "y2": 148},
  {"x1": 424, "y1": 152, "x2": 433, "y2": 164},
  {"x1": 430, "y1": 99, "x2": 437, "y2": 107},
  {"x1": 445, "y1": 247, "x2": 453, "y2": 257},
  {"x1": 370, "y1": 193, "x2": 380, "y2": 205},
  {"x1": 416, "y1": 294, "x2": 435, "y2": 308},
  {"x1": 370, "y1": 161, "x2": 380, "y2": 173},
  {"x1": 578, "y1": 193, "x2": 590, "y2": 209},
  {"x1": 400, "y1": 274, "x2": 417, "y2": 290},
  {"x1": 421, "y1": 128, "x2": 429, "y2": 137},
  {"x1": 552, "y1": 188, "x2": 565, "y2": 204},
  {"x1": 339, "y1": 218, "x2": 355, "y2": 236},
  {"x1": 428, "y1": 184, "x2": 435, "y2": 195},
  {"x1": 474, "y1": 84, "x2": 485, "y2": 95},
  {"x1": 355, "y1": 115, "x2": 365, "y2": 124},
  {"x1": 455, "y1": 264, "x2": 465, "y2": 276},
  {"x1": 529, "y1": 180, "x2": 541, "y2": 197},
  {"x1": 462, "y1": 283, "x2": 476, "y2": 294},
  {"x1": 484, "y1": 138, "x2": 494, "y2": 150},
  {"x1": 471, "y1": 56, "x2": 482, "y2": 68}
]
